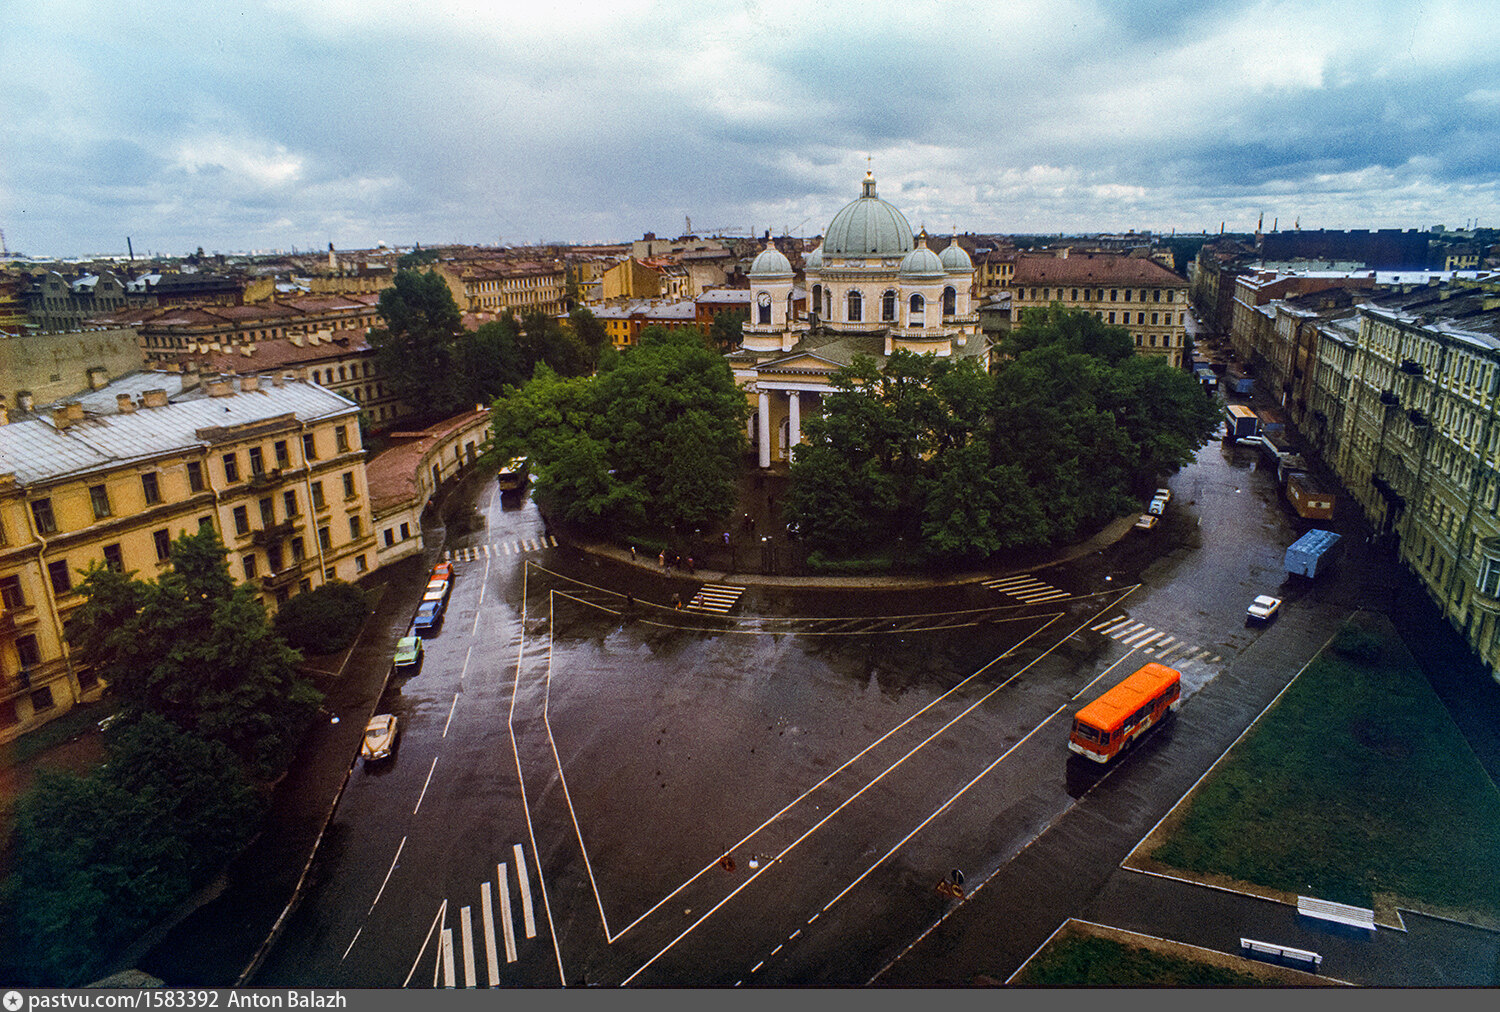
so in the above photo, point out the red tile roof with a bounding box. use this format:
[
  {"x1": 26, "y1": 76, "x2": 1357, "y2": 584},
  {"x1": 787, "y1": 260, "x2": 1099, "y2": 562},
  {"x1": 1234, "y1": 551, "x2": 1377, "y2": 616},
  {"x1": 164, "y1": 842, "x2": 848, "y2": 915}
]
[
  {"x1": 365, "y1": 408, "x2": 490, "y2": 513},
  {"x1": 1012, "y1": 253, "x2": 1185, "y2": 286}
]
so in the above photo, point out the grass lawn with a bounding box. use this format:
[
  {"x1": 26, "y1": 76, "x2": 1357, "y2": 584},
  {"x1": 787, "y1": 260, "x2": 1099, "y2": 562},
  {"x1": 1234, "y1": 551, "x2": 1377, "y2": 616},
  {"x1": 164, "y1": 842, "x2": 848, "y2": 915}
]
[
  {"x1": 1145, "y1": 613, "x2": 1500, "y2": 923},
  {"x1": 1013, "y1": 922, "x2": 1330, "y2": 986}
]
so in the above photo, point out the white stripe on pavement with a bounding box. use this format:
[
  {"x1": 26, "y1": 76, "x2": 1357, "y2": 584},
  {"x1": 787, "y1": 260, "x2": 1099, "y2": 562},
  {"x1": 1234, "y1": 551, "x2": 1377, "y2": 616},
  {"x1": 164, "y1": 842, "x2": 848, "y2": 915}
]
[
  {"x1": 460, "y1": 905, "x2": 476, "y2": 988},
  {"x1": 481, "y1": 883, "x2": 500, "y2": 986},
  {"x1": 497, "y1": 862, "x2": 518, "y2": 963},
  {"x1": 513, "y1": 844, "x2": 537, "y2": 939}
]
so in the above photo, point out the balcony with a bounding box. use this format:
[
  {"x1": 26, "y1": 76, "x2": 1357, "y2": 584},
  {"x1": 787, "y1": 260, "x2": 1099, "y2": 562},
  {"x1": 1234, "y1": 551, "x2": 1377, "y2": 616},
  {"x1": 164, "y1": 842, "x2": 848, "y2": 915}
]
[
  {"x1": 247, "y1": 468, "x2": 283, "y2": 491},
  {"x1": 1379, "y1": 389, "x2": 1400, "y2": 407},
  {"x1": 251, "y1": 520, "x2": 300, "y2": 547},
  {"x1": 260, "y1": 561, "x2": 306, "y2": 591}
]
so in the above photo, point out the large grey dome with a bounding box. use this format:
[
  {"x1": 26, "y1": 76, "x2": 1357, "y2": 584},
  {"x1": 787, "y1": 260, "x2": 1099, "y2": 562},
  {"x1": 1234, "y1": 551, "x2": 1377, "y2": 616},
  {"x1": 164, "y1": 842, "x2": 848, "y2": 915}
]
[{"x1": 824, "y1": 173, "x2": 915, "y2": 257}]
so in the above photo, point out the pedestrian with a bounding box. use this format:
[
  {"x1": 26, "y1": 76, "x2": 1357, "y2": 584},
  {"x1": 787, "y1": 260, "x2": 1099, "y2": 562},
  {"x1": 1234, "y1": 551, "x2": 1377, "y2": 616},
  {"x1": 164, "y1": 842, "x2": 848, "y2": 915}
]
[
  {"x1": 687, "y1": 556, "x2": 695, "y2": 575},
  {"x1": 672, "y1": 592, "x2": 682, "y2": 610},
  {"x1": 748, "y1": 516, "x2": 756, "y2": 533},
  {"x1": 630, "y1": 545, "x2": 637, "y2": 560},
  {"x1": 659, "y1": 551, "x2": 666, "y2": 568},
  {"x1": 723, "y1": 531, "x2": 731, "y2": 547}
]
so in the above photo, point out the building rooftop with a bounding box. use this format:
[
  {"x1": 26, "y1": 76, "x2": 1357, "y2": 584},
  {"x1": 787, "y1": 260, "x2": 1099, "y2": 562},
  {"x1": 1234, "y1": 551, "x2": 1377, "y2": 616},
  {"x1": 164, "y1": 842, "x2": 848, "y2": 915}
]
[
  {"x1": 1012, "y1": 252, "x2": 1185, "y2": 286},
  {"x1": 365, "y1": 408, "x2": 490, "y2": 514}
]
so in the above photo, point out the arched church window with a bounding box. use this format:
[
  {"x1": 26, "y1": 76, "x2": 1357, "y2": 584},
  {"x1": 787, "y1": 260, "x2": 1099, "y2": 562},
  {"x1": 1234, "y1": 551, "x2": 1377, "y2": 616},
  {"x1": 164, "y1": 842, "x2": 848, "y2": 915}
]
[
  {"x1": 909, "y1": 293, "x2": 925, "y2": 327},
  {"x1": 882, "y1": 290, "x2": 896, "y2": 322},
  {"x1": 943, "y1": 286, "x2": 956, "y2": 316},
  {"x1": 812, "y1": 284, "x2": 822, "y2": 316},
  {"x1": 848, "y1": 290, "x2": 862, "y2": 323},
  {"x1": 757, "y1": 291, "x2": 771, "y2": 325}
]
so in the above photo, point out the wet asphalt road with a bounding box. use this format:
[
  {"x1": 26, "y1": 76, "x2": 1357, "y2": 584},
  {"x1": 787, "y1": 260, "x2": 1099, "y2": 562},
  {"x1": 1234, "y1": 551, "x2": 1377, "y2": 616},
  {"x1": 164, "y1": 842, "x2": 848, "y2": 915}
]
[{"x1": 247, "y1": 438, "x2": 1497, "y2": 987}]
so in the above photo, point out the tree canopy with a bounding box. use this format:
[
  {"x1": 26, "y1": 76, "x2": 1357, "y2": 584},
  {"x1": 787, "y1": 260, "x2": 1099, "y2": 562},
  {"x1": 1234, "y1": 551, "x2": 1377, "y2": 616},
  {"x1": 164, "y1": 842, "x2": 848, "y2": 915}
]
[
  {"x1": 784, "y1": 308, "x2": 1218, "y2": 565},
  {"x1": 489, "y1": 325, "x2": 748, "y2": 540},
  {"x1": 65, "y1": 526, "x2": 322, "y2": 777}
]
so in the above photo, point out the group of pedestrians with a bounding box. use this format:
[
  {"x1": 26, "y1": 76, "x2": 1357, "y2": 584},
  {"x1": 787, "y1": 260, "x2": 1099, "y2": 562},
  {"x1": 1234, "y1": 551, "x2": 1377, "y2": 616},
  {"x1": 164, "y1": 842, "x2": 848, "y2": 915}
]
[{"x1": 650, "y1": 549, "x2": 694, "y2": 575}]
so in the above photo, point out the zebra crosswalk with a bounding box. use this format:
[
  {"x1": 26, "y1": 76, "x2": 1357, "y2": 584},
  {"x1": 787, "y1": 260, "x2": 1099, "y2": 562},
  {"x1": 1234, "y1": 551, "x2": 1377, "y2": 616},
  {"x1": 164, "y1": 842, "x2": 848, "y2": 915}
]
[
  {"x1": 687, "y1": 584, "x2": 743, "y2": 614},
  {"x1": 982, "y1": 573, "x2": 1071, "y2": 604},
  {"x1": 1089, "y1": 614, "x2": 1223, "y2": 666},
  {"x1": 437, "y1": 843, "x2": 538, "y2": 988},
  {"x1": 445, "y1": 536, "x2": 557, "y2": 562}
]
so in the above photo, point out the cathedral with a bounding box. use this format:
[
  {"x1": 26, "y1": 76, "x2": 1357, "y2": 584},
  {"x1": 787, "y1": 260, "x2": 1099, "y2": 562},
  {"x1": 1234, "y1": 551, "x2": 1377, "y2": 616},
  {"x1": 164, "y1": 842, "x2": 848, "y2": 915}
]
[{"x1": 730, "y1": 172, "x2": 981, "y2": 468}]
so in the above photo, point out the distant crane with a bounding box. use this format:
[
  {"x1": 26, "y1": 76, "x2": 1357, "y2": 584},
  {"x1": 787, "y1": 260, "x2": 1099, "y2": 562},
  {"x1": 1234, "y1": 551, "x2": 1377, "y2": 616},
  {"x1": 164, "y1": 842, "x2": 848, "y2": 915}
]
[{"x1": 0, "y1": 228, "x2": 7, "y2": 256}]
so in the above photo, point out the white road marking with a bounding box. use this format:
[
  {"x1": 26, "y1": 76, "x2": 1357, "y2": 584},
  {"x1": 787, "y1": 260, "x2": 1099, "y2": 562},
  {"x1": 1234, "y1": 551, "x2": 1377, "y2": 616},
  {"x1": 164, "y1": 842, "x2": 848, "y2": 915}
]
[
  {"x1": 367, "y1": 835, "x2": 406, "y2": 915},
  {"x1": 461, "y1": 644, "x2": 472, "y2": 681},
  {"x1": 1135, "y1": 630, "x2": 1165, "y2": 649},
  {"x1": 443, "y1": 693, "x2": 459, "y2": 737},
  {"x1": 441, "y1": 926, "x2": 456, "y2": 988},
  {"x1": 497, "y1": 862, "x2": 518, "y2": 963},
  {"x1": 340, "y1": 927, "x2": 361, "y2": 961},
  {"x1": 460, "y1": 905, "x2": 477, "y2": 987},
  {"x1": 480, "y1": 882, "x2": 500, "y2": 986},
  {"x1": 414, "y1": 756, "x2": 439, "y2": 814},
  {"x1": 403, "y1": 900, "x2": 446, "y2": 987},
  {"x1": 1120, "y1": 626, "x2": 1157, "y2": 646},
  {"x1": 1111, "y1": 621, "x2": 1146, "y2": 639},
  {"x1": 514, "y1": 844, "x2": 538, "y2": 938}
]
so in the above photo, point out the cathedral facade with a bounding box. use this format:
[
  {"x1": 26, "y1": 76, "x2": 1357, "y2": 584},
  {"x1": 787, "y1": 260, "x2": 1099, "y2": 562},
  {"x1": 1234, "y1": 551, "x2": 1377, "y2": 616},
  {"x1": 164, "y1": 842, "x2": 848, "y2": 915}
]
[{"x1": 731, "y1": 173, "x2": 981, "y2": 468}]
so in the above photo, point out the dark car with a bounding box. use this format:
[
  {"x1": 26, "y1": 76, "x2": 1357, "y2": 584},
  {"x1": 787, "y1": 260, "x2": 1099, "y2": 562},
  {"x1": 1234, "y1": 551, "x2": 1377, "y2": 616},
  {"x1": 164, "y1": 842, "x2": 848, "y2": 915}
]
[{"x1": 414, "y1": 599, "x2": 444, "y2": 636}]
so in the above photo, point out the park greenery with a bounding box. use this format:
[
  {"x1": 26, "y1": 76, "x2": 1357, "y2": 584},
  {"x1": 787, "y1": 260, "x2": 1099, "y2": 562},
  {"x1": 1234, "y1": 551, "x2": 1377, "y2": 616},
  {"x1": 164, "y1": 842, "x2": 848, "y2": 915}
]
[
  {"x1": 0, "y1": 529, "x2": 323, "y2": 985},
  {"x1": 489, "y1": 325, "x2": 749, "y2": 543},
  {"x1": 369, "y1": 268, "x2": 605, "y2": 422},
  {"x1": 272, "y1": 579, "x2": 371, "y2": 655},
  {"x1": 1147, "y1": 614, "x2": 1500, "y2": 922},
  {"x1": 783, "y1": 306, "x2": 1220, "y2": 565},
  {"x1": 1012, "y1": 930, "x2": 1275, "y2": 986}
]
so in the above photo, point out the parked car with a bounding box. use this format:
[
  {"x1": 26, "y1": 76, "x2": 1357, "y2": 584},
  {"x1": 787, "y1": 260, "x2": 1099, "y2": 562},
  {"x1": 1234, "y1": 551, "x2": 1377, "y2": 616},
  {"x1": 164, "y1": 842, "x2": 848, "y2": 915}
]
[
  {"x1": 430, "y1": 561, "x2": 455, "y2": 583},
  {"x1": 1148, "y1": 496, "x2": 1168, "y2": 516},
  {"x1": 414, "y1": 599, "x2": 444, "y2": 636},
  {"x1": 362, "y1": 714, "x2": 399, "y2": 762},
  {"x1": 394, "y1": 635, "x2": 424, "y2": 671},
  {"x1": 1153, "y1": 488, "x2": 1171, "y2": 504},
  {"x1": 423, "y1": 578, "x2": 450, "y2": 606},
  {"x1": 1134, "y1": 514, "x2": 1158, "y2": 531},
  {"x1": 1246, "y1": 595, "x2": 1282, "y2": 624}
]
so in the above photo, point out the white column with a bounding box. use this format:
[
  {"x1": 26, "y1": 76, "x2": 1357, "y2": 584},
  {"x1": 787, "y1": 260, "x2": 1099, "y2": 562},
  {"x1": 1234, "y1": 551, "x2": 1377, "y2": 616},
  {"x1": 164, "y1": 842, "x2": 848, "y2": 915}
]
[
  {"x1": 758, "y1": 391, "x2": 771, "y2": 469},
  {"x1": 788, "y1": 391, "x2": 801, "y2": 460}
]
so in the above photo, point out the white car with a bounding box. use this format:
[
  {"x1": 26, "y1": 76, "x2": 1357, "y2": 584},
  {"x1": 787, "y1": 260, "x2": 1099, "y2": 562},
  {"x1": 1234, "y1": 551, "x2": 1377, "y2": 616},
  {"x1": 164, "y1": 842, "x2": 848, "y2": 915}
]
[
  {"x1": 1246, "y1": 595, "x2": 1282, "y2": 623},
  {"x1": 1134, "y1": 514, "x2": 1158, "y2": 531},
  {"x1": 1154, "y1": 488, "x2": 1171, "y2": 504},
  {"x1": 1148, "y1": 496, "x2": 1167, "y2": 516}
]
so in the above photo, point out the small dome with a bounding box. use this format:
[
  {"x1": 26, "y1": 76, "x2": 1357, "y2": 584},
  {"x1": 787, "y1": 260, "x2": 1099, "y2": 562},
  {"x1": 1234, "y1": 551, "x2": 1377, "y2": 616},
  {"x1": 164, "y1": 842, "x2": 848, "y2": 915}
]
[
  {"x1": 939, "y1": 240, "x2": 973, "y2": 272},
  {"x1": 824, "y1": 173, "x2": 915, "y2": 257},
  {"x1": 899, "y1": 240, "x2": 945, "y2": 280},
  {"x1": 749, "y1": 240, "x2": 792, "y2": 278},
  {"x1": 804, "y1": 244, "x2": 823, "y2": 270}
]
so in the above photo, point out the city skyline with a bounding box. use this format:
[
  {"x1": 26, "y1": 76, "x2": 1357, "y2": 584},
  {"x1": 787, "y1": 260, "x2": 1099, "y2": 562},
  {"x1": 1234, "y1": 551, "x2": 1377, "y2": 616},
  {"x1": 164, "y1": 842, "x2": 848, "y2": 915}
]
[{"x1": 3, "y1": 0, "x2": 1499, "y2": 258}]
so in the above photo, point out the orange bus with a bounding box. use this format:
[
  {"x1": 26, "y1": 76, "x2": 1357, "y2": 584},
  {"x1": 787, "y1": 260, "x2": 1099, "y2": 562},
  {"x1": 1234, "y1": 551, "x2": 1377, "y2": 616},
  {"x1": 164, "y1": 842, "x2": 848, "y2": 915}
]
[{"x1": 1068, "y1": 662, "x2": 1182, "y2": 763}]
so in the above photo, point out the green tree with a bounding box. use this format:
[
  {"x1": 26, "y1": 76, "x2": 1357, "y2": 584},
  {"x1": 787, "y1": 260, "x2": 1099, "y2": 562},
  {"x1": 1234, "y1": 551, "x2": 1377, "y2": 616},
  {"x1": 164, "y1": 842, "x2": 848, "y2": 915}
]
[
  {"x1": 489, "y1": 326, "x2": 747, "y2": 540},
  {"x1": 568, "y1": 306, "x2": 610, "y2": 370},
  {"x1": 369, "y1": 268, "x2": 466, "y2": 417},
  {"x1": 65, "y1": 527, "x2": 322, "y2": 777},
  {"x1": 1, "y1": 715, "x2": 263, "y2": 986},
  {"x1": 272, "y1": 579, "x2": 370, "y2": 655},
  {"x1": 709, "y1": 309, "x2": 747, "y2": 353}
]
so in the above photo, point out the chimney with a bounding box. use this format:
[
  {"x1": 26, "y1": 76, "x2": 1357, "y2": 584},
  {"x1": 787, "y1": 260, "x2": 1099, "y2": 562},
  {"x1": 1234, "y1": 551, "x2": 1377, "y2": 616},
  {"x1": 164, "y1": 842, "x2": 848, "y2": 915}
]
[
  {"x1": 67, "y1": 402, "x2": 85, "y2": 421},
  {"x1": 116, "y1": 393, "x2": 137, "y2": 414},
  {"x1": 87, "y1": 367, "x2": 109, "y2": 390},
  {"x1": 17, "y1": 393, "x2": 33, "y2": 412},
  {"x1": 142, "y1": 388, "x2": 170, "y2": 408},
  {"x1": 240, "y1": 375, "x2": 260, "y2": 392},
  {"x1": 206, "y1": 379, "x2": 233, "y2": 398},
  {"x1": 52, "y1": 406, "x2": 74, "y2": 429},
  {"x1": 272, "y1": 373, "x2": 285, "y2": 387}
]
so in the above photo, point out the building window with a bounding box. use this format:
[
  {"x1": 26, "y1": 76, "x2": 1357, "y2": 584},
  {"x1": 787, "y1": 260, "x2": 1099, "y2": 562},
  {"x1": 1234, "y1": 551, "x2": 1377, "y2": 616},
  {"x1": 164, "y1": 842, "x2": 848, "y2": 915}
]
[
  {"x1": 324, "y1": 567, "x2": 335, "y2": 581},
  {"x1": 48, "y1": 560, "x2": 72, "y2": 595},
  {"x1": 943, "y1": 286, "x2": 956, "y2": 316},
  {"x1": 1110, "y1": 289, "x2": 1118, "y2": 302},
  {"x1": 343, "y1": 472, "x2": 356, "y2": 499},
  {"x1": 30, "y1": 499, "x2": 56, "y2": 534},
  {"x1": 259, "y1": 497, "x2": 275, "y2": 526},
  {"x1": 1123, "y1": 289, "x2": 1132, "y2": 302},
  {"x1": 349, "y1": 516, "x2": 362, "y2": 540},
  {"x1": 199, "y1": 515, "x2": 213, "y2": 532},
  {"x1": 30, "y1": 687, "x2": 54, "y2": 712},
  {"x1": 103, "y1": 544, "x2": 124, "y2": 572},
  {"x1": 89, "y1": 484, "x2": 111, "y2": 519},
  {"x1": 233, "y1": 505, "x2": 250, "y2": 536},
  {"x1": 243, "y1": 554, "x2": 258, "y2": 579},
  {"x1": 224, "y1": 453, "x2": 240, "y2": 483},
  {"x1": 1107, "y1": 311, "x2": 1116, "y2": 324},
  {"x1": 312, "y1": 481, "x2": 326, "y2": 509},
  {"x1": 1151, "y1": 312, "x2": 1159, "y2": 325},
  {"x1": 400, "y1": 522, "x2": 410, "y2": 540},
  {"x1": 274, "y1": 440, "x2": 290, "y2": 468},
  {"x1": 384, "y1": 528, "x2": 395, "y2": 547},
  {"x1": 142, "y1": 472, "x2": 161, "y2": 505},
  {"x1": 336, "y1": 425, "x2": 350, "y2": 453},
  {"x1": 0, "y1": 700, "x2": 16, "y2": 727},
  {"x1": 16, "y1": 633, "x2": 40, "y2": 668},
  {"x1": 0, "y1": 576, "x2": 24, "y2": 608},
  {"x1": 187, "y1": 461, "x2": 205, "y2": 492},
  {"x1": 318, "y1": 526, "x2": 332, "y2": 551},
  {"x1": 291, "y1": 536, "x2": 305, "y2": 562},
  {"x1": 154, "y1": 528, "x2": 172, "y2": 561},
  {"x1": 283, "y1": 490, "x2": 298, "y2": 517},
  {"x1": 355, "y1": 554, "x2": 367, "y2": 574},
  {"x1": 303, "y1": 433, "x2": 317, "y2": 460},
  {"x1": 882, "y1": 290, "x2": 896, "y2": 322},
  {"x1": 249, "y1": 447, "x2": 265, "y2": 475},
  {"x1": 847, "y1": 289, "x2": 862, "y2": 323}
]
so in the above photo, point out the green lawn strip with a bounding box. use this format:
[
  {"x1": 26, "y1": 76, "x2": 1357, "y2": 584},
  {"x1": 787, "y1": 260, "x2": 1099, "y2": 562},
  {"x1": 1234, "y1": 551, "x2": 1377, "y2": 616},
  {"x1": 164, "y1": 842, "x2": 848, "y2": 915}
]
[
  {"x1": 0, "y1": 700, "x2": 109, "y2": 770},
  {"x1": 1014, "y1": 929, "x2": 1296, "y2": 986},
  {"x1": 1150, "y1": 614, "x2": 1500, "y2": 921}
]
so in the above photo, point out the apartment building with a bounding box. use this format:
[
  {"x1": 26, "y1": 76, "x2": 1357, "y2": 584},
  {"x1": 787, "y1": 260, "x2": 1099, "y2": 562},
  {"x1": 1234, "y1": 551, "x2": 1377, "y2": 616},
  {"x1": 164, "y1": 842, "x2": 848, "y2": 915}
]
[
  {"x1": 0, "y1": 372, "x2": 373, "y2": 743},
  {"x1": 1009, "y1": 252, "x2": 1190, "y2": 367},
  {"x1": 434, "y1": 260, "x2": 567, "y2": 318}
]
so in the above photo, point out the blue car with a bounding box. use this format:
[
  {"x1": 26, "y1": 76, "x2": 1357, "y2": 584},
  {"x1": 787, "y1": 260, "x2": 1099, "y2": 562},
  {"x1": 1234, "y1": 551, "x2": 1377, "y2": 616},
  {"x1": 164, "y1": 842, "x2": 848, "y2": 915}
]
[{"x1": 414, "y1": 599, "x2": 444, "y2": 636}]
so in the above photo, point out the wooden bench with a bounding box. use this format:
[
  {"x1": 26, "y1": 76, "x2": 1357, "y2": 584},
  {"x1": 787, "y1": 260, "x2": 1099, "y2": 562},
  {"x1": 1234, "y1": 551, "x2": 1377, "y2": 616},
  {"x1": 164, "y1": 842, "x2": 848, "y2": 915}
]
[
  {"x1": 1240, "y1": 937, "x2": 1322, "y2": 973},
  {"x1": 1297, "y1": 896, "x2": 1376, "y2": 931}
]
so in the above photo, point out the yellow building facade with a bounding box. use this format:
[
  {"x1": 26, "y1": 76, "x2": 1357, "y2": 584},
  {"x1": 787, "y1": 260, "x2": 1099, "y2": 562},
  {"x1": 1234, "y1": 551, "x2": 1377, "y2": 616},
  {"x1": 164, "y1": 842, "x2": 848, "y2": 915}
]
[{"x1": 0, "y1": 372, "x2": 374, "y2": 744}]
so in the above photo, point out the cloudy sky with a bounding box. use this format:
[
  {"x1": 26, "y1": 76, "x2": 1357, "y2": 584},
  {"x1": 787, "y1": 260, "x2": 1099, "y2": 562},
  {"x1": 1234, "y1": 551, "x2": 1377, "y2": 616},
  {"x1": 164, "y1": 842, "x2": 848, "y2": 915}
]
[{"x1": 4, "y1": 0, "x2": 1498, "y2": 258}]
